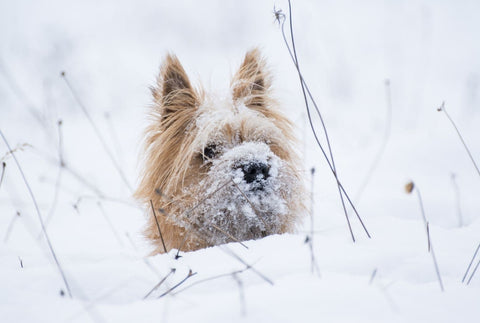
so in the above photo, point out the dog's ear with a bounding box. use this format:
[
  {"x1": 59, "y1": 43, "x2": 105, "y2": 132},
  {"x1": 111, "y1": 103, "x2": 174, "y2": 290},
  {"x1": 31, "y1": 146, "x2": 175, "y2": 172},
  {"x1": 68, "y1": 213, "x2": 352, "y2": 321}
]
[
  {"x1": 152, "y1": 54, "x2": 197, "y2": 125},
  {"x1": 231, "y1": 48, "x2": 271, "y2": 108}
]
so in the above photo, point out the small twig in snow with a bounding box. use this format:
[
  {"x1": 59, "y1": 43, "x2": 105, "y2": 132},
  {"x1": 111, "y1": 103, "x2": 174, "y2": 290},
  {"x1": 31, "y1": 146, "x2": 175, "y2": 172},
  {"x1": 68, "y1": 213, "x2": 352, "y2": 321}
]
[
  {"x1": 274, "y1": 1, "x2": 371, "y2": 242},
  {"x1": 4, "y1": 211, "x2": 20, "y2": 243},
  {"x1": 150, "y1": 200, "x2": 167, "y2": 253},
  {"x1": 438, "y1": 102, "x2": 480, "y2": 177},
  {"x1": 369, "y1": 268, "x2": 378, "y2": 285},
  {"x1": 308, "y1": 167, "x2": 320, "y2": 275},
  {"x1": 356, "y1": 79, "x2": 393, "y2": 201},
  {"x1": 230, "y1": 178, "x2": 269, "y2": 231},
  {"x1": 0, "y1": 161, "x2": 6, "y2": 189},
  {"x1": 97, "y1": 202, "x2": 124, "y2": 247},
  {"x1": 60, "y1": 71, "x2": 133, "y2": 192},
  {"x1": 125, "y1": 232, "x2": 161, "y2": 279},
  {"x1": 210, "y1": 223, "x2": 249, "y2": 250},
  {"x1": 462, "y1": 242, "x2": 480, "y2": 283},
  {"x1": 42, "y1": 120, "x2": 65, "y2": 235},
  {"x1": 450, "y1": 173, "x2": 463, "y2": 227},
  {"x1": 0, "y1": 129, "x2": 72, "y2": 297},
  {"x1": 233, "y1": 273, "x2": 246, "y2": 316},
  {"x1": 172, "y1": 266, "x2": 251, "y2": 296},
  {"x1": 144, "y1": 268, "x2": 176, "y2": 299},
  {"x1": 221, "y1": 246, "x2": 274, "y2": 286},
  {"x1": 466, "y1": 259, "x2": 480, "y2": 285},
  {"x1": 158, "y1": 269, "x2": 197, "y2": 298},
  {"x1": 405, "y1": 181, "x2": 444, "y2": 292}
]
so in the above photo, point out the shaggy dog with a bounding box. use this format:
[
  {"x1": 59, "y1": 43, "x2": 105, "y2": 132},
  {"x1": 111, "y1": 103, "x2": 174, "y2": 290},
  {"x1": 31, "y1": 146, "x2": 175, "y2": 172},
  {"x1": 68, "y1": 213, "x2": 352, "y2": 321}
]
[{"x1": 135, "y1": 49, "x2": 304, "y2": 254}]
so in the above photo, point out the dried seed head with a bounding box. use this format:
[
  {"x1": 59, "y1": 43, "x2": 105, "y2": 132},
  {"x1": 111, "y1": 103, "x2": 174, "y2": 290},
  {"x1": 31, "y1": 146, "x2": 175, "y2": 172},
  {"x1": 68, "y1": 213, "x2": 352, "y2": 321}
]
[
  {"x1": 437, "y1": 101, "x2": 445, "y2": 112},
  {"x1": 405, "y1": 181, "x2": 415, "y2": 194}
]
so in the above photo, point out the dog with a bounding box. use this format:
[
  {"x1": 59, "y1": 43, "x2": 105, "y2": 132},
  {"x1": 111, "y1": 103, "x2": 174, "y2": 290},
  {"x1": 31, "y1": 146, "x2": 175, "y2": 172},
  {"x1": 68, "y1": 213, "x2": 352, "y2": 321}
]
[{"x1": 135, "y1": 48, "x2": 305, "y2": 254}]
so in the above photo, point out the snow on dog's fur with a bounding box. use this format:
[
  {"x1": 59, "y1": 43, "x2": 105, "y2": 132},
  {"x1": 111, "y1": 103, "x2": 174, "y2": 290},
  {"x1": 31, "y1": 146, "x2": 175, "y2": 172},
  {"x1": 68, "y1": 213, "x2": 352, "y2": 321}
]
[{"x1": 135, "y1": 49, "x2": 305, "y2": 254}]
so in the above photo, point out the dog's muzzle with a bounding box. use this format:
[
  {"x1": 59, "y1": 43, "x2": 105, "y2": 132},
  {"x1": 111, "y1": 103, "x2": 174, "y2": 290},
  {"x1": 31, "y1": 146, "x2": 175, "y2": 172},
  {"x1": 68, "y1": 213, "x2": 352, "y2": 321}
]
[{"x1": 241, "y1": 162, "x2": 270, "y2": 185}]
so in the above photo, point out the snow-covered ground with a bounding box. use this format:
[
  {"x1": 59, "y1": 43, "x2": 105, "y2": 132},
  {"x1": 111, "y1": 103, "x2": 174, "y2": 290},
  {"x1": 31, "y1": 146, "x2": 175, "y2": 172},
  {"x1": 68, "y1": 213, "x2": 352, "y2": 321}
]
[{"x1": 1, "y1": 0, "x2": 480, "y2": 322}]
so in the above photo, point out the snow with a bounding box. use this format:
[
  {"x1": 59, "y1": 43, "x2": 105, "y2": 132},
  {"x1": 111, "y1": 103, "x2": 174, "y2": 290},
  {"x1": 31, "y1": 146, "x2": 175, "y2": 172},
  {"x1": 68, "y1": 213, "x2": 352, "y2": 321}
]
[{"x1": 1, "y1": 0, "x2": 480, "y2": 322}]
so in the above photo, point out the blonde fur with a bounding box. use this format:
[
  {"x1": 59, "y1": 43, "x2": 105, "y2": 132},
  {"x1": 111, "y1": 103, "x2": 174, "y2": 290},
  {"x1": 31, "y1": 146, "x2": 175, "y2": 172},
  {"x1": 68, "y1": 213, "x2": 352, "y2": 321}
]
[{"x1": 135, "y1": 49, "x2": 305, "y2": 255}]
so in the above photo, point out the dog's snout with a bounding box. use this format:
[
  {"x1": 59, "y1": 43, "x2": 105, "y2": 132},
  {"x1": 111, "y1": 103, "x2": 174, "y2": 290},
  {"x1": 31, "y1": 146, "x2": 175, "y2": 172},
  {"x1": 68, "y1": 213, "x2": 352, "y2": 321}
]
[{"x1": 242, "y1": 162, "x2": 270, "y2": 183}]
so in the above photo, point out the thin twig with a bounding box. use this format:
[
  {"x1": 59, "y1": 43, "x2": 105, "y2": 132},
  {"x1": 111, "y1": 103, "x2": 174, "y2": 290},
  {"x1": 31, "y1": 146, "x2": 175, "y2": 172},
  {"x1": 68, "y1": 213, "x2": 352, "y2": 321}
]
[
  {"x1": 230, "y1": 178, "x2": 269, "y2": 230},
  {"x1": 210, "y1": 223, "x2": 249, "y2": 249},
  {"x1": 4, "y1": 211, "x2": 20, "y2": 243},
  {"x1": 0, "y1": 129, "x2": 72, "y2": 297},
  {"x1": 172, "y1": 266, "x2": 250, "y2": 296},
  {"x1": 144, "y1": 268, "x2": 176, "y2": 299},
  {"x1": 221, "y1": 246, "x2": 274, "y2": 285},
  {"x1": 356, "y1": 79, "x2": 393, "y2": 201},
  {"x1": 158, "y1": 269, "x2": 197, "y2": 298},
  {"x1": 97, "y1": 202, "x2": 124, "y2": 247},
  {"x1": 450, "y1": 173, "x2": 463, "y2": 227},
  {"x1": 232, "y1": 273, "x2": 246, "y2": 316},
  {"x1": 42, "y1": 120, "x2": 64, "y2": 233},
  {"x1": 125, "y1": 232, "x2": 162, "y2": 278},
  {"x1": 426, "y1": 222, "x2": 431, "y2": 252},
  {"x1": 438, "y1": 102, "x2": 480, "y2": 177},
  {"x1": 285, "y1": 1, "x2": 354, "y2": 242},
  {"x1": 369, "y1": 268, "x2": 378, "y2": 285},
  {"x1": 462, "y1": 242, "x2": 480, "y2": 283},
  {"x1": 308, "y1": 167, "x2": 320, "y2": 275},
  {"x1": 151, "y1": 200, "x2": 167, "y2": 253},
  {"x1": 0, "y1": 161, "x2": 5, "y2": 189},
  {"x1": 407, "y1": 182, "x2": 444, "y2": 292},
  {"x1": 275, "y1": 2, "x2": 372, "y2": 241},
  {"x1": 60, "y1": 71, "x2": 133, "y2": 192},
  {"x1": 466, "y1": 259, "x2": 480, "y2": 285},
  {"x1": 175, "y1": 180, "x2": 231, "y2": 259}
]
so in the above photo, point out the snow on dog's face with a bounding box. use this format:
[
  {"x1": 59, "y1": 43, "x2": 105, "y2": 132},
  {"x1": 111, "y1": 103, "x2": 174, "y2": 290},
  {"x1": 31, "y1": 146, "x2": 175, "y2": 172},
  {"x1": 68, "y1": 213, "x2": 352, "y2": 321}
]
[{"x1": 135, "y1": 49, "x2": 304, "y2": 254}]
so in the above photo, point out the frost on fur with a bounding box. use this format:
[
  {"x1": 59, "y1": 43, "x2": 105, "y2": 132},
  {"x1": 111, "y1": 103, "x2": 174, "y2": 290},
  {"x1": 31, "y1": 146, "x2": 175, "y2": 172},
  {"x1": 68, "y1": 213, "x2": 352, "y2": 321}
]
[{"x1": 135, "y1": 48, "x2": 306, "y2": 254}]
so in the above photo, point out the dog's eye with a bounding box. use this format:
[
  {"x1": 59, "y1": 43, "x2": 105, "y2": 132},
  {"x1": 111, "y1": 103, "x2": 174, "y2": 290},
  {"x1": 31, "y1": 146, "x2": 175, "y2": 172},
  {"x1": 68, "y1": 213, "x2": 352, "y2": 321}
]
[{"x1": 203, "y1": 144, "x2": 217, "y2": 160}]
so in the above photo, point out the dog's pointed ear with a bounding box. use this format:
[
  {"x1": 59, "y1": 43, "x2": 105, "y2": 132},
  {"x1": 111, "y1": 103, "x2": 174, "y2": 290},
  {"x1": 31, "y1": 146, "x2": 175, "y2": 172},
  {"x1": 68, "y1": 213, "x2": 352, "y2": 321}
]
[
  {"x1": 152, "y1": 54, "x2": 198, "y2": 125},
  {"x1": 231, "y1": 48, "x2": 271, "y2": 108}
]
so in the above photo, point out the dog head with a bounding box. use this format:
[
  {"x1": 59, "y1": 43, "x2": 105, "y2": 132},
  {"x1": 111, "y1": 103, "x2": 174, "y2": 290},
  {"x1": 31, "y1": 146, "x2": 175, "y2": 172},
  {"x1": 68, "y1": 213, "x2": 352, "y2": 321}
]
[{"x1": 136, "y1": 49, "x2": 305, "y2": 253}]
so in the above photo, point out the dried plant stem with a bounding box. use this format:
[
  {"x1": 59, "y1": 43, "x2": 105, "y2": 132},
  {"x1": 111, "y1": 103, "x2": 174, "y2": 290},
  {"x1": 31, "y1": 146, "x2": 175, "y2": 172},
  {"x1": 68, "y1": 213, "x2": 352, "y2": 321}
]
[
  {"x1": 438, "y1": 102, "x2": 480, "y2": 177},
  {"x1": 125, "y1": 232, "x2": 161, "y2": 278},
  {"x1": 210, "y1": 223, "x2": 249, "y2": 249},
  {"x1": 369, "y1": 268, "x2": 378, "y2": 285},
  {"x1": 466, "y1": 259, "x2": 480, "y2": 285},
  {"x1": 97, "y1": 202, "x2": 124, "y2": 247},
  {"x1": 221, "y1": 246, "x2": 274, "y2": 285},
  {"x1": 308, "y1": 168, "x2": 320, "y2": 275},
  {"x1": 4, "y1": 211, "x2": 20, "y2": 243},
  {"x1": 0, "y1": 58, "x2": 46, "y2": 130},
  {"x1": 462, "y1": 242, "x2": 480, "y2": 283},
  {"x1": 60, "y1": 72, "x2": 133, "y2": 192},
  {"x1": 0, "y1": 129, "x2": 72, "y2": 297},
  {"x1": 158, "y1": 270, "x2": 197, "y2": 298},
  {"x1": 230, "y1": 178, "x2": 269, "y2": 230},
  {"x1": 0, "y1": 161, "x2": 5, "y2": 189},
  {"x1": 42, "y1": 120, "x2": 65, "y2": 233},
  {"x1": 172, "y1": 266, "x2": 250, "y2": 296},
  {"x1": 144, "y1": 268, "x2": 175, "y2": 299},
  {"x1": 150, "y1": 200, "x2": 167, "y2": 253},
  {"x1": 413, "y1": 185, "x2": 444, "y2": 292},
  {"x1": 233, "y1": 273, "x2": 246, "y2": 316},
  {"x1": 175, "y1": 180, "x2": 232, "y2": 258},
  {"x1": 450, "y1": 173, "x2": 463, "y2": 227},
  {"x1": 356, "y1": 79, "x2": 392, "y2": 201},
  {"x1": 275, "y1": 1, "x2": 371, "y2": 242}
]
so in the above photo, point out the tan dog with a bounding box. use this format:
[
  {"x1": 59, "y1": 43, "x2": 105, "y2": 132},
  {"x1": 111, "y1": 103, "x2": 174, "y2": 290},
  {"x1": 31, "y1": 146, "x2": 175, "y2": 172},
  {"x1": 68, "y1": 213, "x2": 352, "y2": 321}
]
[{"x1": 135, "y1": 49, "x2": 305, "y2": 254}]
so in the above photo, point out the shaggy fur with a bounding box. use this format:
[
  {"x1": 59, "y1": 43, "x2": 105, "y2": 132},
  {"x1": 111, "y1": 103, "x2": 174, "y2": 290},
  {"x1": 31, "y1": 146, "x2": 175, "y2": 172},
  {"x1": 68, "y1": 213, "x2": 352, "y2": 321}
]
[{"x1": 135, "y1": 49, "x2": 305, "y2": 255}]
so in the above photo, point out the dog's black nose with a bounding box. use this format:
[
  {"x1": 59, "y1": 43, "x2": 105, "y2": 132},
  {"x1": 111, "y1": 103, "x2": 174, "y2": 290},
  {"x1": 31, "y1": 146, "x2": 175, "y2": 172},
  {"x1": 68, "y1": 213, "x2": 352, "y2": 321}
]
[{"x1": 242, "y1": 162, "x2": 270, "y2": 183}]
